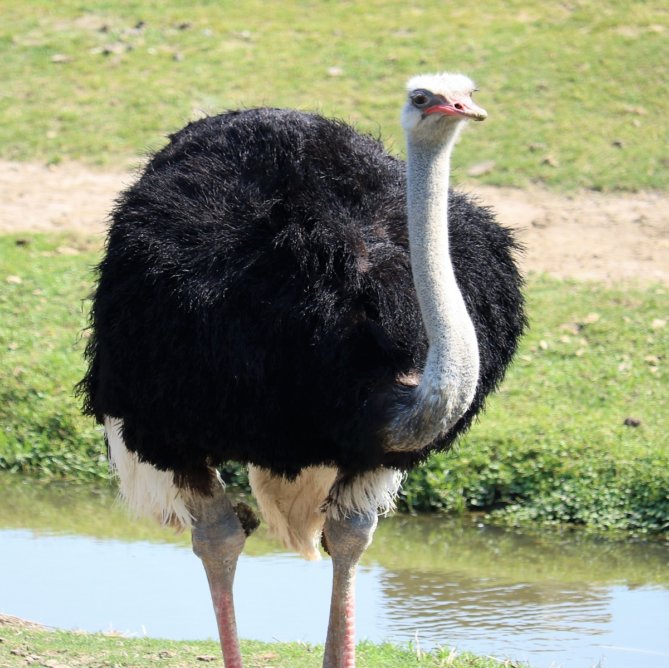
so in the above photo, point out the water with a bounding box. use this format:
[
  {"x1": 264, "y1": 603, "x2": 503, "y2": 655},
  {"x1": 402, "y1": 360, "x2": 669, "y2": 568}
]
[{"x1": 1, "y1": 477, "x2": 668, "y2": 667}]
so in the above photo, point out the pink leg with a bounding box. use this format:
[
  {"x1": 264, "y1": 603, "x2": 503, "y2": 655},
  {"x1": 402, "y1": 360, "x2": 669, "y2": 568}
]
[
  {"x1": 322, "y1": 512, "x2": 378, "y2": 668},
  {"x1": 190, "y1": 486, "x2": 256, "y2": 668}
]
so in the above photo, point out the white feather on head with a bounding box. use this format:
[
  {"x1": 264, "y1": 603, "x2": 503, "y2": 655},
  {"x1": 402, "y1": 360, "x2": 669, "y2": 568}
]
[{"x1": 406, "y1": 72, "x2": 477, "y2": 97}]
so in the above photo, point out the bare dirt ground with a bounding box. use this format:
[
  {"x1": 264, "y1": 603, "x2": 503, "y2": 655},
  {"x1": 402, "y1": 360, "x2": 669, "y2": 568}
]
[
  {"x1": 1, "y1": 160, "x2": 668, "y2": 285},
  {"x1": 0, "y1": 613, "x2": 48, "y2": 630}
]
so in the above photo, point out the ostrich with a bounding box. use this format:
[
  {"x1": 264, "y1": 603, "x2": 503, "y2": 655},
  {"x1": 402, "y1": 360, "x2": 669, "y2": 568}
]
[{"x1": 79, "y1": 72, "x2": 525, "y2": 667}]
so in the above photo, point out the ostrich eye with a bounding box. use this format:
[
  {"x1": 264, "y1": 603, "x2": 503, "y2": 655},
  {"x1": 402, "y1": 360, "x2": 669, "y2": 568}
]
[{"x1": 411, "y1": 91, "x2": 431, "y2": 107}]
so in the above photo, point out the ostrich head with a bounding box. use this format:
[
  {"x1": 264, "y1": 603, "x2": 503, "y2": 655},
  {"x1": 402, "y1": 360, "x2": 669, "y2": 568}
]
[{"x1": 401, "y1": 72, "x2": 487, "y2": 144}]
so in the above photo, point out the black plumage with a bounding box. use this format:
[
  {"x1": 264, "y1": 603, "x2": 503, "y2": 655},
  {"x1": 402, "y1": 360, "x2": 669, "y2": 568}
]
[{"x1": 79, "y1": 107, "x2": 525, "y2": 491}]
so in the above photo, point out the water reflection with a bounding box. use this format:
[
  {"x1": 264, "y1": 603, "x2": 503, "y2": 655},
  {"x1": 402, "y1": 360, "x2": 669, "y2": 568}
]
[
  {"x1": 1, "y1": 475, "x2": 669, "y2": 668},
  {"x1": 381, "y1": 571, "x2": 611, "y2": 637},
  {"x1": 368, "y1": 514, "x2": 669, "y2": 584}
]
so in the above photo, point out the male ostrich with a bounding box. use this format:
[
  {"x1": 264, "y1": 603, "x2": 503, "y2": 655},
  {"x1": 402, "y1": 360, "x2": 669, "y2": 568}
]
[{"x1": 79, "y1": 73, "x2": 525, "y2": 667}]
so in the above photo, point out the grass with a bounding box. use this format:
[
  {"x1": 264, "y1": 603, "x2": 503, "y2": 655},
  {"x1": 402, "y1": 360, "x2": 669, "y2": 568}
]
[
  {"x1": 1, "y1": 0, "x2": 668, "y2": 191},
  {"x1": 1, "y1": 234, "x2": 667, "y2": 534},
  {"x1": 0, "y1": 618, "x2": 520, "y2": 668},
  {"x1": 402, "y1": 277, "x2": 669, "y2": 533},
  {"x1": 0, "y1": 235, "x2": 103, "y2": 480}
]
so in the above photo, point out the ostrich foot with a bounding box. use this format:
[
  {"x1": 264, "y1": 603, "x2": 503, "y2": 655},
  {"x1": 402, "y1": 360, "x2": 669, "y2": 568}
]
[
  {"x1": 190, "y1": 485, "x2": 258, "y2": 668},
  {"x1": 322, "y1": 511, "x2": 378, "y2": 668}
]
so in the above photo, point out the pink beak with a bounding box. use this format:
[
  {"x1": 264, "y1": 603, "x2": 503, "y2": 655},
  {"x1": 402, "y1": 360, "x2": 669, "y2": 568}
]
[{"x1": 425, "y1": 97, "x2": 488, "y2": 121}]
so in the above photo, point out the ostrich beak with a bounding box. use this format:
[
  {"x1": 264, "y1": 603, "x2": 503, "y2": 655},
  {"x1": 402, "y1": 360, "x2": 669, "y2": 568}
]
[
  {"x1": 458, "y1": 98, "x2": 488, "y2": 121},
  {"x1": 425, "y1": 97, "x2": 488, "y2": 121}
]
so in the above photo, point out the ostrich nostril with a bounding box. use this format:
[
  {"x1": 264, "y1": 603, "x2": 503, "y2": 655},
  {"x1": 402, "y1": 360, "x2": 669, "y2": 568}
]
[{"x1": 454, "y1": 103, "x2": 464, "y2": 110}]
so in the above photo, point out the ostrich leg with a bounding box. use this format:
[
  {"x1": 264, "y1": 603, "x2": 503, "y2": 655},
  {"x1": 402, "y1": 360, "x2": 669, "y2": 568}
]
[
  {"x1": 190, "y1": 484, "x2": 256, "y2": 668},
  {"x1": 322, "y1": 511, "x2": 378, "y2": 668}
]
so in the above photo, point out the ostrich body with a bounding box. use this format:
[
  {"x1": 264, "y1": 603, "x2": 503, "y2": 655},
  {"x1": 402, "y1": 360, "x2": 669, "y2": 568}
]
[{"x1": 80, "y1": 73, "x2": 525, "y2": 667}]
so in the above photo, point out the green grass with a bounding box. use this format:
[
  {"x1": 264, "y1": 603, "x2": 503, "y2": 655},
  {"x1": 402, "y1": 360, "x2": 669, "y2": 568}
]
[
  {"x1": 402, "y1": 278, "x2": 669, "y2": 533},
  {"x1": 0, "y1": 235, "x2": 103, "y2": 480},
  {"x1": 1, "y1": 234, "x2": 667, "y2": 534},
  {"x1": 0, "y1": 620, "x2": 519, "y2": 668},
  {"x1": 1, "y1": 0, "x2": 668, "y2": 191}
]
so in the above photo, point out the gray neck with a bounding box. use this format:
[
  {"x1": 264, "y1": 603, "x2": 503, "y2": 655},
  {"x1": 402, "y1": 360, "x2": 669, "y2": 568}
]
[{"x1": 386, "y1": 131, "x2": 480, "y2": 451}]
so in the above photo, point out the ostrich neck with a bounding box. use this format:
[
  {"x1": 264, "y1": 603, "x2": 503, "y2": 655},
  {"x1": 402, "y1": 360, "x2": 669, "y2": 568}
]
[
  {"x1": 387, "y1": 134, "x2": 480, "y2": 451},
  {"x1": 406, "y1": 139, "x2": 458, "y2": 346}
]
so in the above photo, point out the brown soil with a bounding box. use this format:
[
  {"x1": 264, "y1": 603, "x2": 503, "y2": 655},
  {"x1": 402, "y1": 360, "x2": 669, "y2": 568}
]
[
  {"x1": 0, "y1": 613, "x2": 49, "y2": 630},
  {"x1": 1, "y1": 160, "x2": 668, "y2": 285}
]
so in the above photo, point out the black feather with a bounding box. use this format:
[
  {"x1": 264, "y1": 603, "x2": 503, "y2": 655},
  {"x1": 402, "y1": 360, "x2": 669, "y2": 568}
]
[{"x1": 78, "y1": 108, "x2": 525, "y2": 490}]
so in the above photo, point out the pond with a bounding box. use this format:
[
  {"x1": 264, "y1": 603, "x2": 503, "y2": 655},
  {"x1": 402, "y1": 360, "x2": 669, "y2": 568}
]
[{"x1": 1, "y1": 475, "x2": 668, "y2": 668}]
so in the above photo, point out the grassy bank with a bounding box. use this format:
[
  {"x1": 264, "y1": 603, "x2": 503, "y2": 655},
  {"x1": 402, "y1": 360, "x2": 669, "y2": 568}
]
[
  {"x1": 0, "y1": 617, "x2": 515, "y2": 668},
  {"x1": 1, "y1": 234, "x2": 667, "y2": 534},
  {"x1": 1, "y1": 0, "x2": 668, "y2": 191}
]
